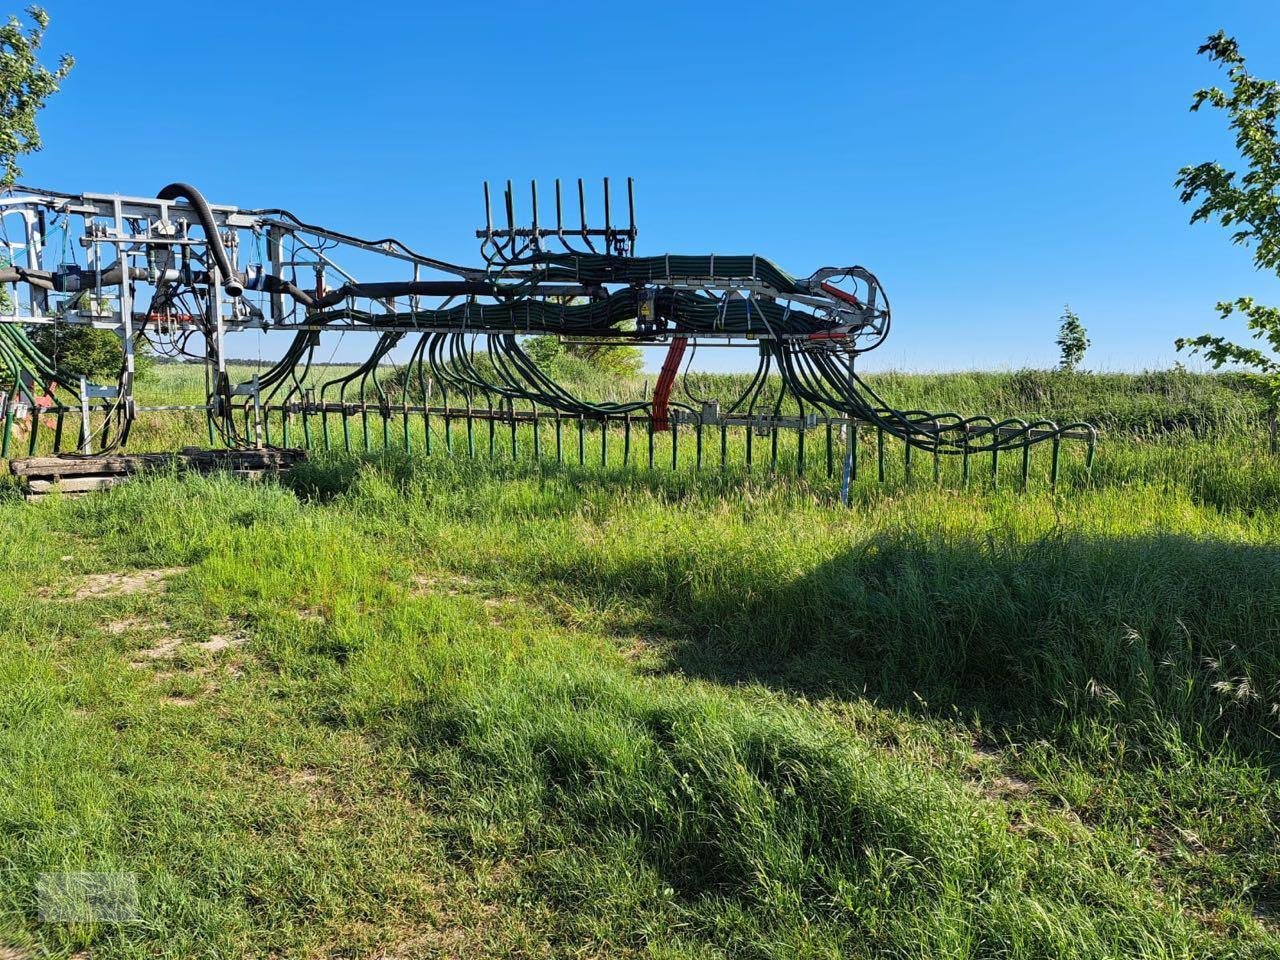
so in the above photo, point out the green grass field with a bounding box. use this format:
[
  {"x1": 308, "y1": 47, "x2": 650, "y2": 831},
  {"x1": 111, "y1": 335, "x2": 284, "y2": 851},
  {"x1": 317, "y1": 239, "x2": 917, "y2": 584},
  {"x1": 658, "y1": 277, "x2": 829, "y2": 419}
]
[{"x1": 2, "y1": 368, "x2": 1279, "y2": 958}]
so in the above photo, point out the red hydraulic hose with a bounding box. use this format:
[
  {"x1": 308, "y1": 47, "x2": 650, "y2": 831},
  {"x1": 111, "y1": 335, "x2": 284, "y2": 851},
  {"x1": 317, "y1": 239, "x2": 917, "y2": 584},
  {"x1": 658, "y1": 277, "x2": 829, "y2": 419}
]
[{"x1": 650, "y1": 335, "x2": 687, "y2": 432}]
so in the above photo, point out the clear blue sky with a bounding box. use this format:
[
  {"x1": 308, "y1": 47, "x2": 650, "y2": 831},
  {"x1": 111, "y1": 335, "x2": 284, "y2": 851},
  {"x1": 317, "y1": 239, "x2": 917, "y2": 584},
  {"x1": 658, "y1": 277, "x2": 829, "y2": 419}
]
[{"x1": 27, "y1": 0, "x2": 1280, "y2": 372}]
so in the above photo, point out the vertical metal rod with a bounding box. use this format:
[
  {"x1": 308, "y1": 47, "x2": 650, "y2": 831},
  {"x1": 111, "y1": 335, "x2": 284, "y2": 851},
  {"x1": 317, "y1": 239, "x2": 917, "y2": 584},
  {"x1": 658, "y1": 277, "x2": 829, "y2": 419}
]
[
  {"x1": 877, "y1": 427, "x2": 886, "y2": 482},
  {"x1": 626, "y1": 177, "x2": 636, "y2": 247},
  {"x1": 603, "y1": 177, "x2": 612, "y2": 245},
  {"x1": 578, "y1": 179, "x2": 588, "y2": 239},
  {"x1": 509, "y1": 399, "x2": 518, "y2": 460},
  {"x1": 695, "y1": 421, "x2": 703, "y2": 470},
  {"x1": 360, "y1": 403, "x2": 370, "y2": 452},
  {"x1": 770, "y1": 426, "x2": 778, "y2": 472},
  {"x1": 52, "y1": 406, "x2": 64, "y2": 453},
  {"x1": 842, "y1": 355, "x2": 857, "y2": 503},
  {"x1": 530, "y1": 180, "x2": 539, "y2": 244},
  {"x1": 745, "y1": 424, "x2": 753, "y2": 470},
  {"x1": 487, "y1": 396, "x2": 496, "y2": 458},
  {"x1": 26, "y1": 404, "x2": 38, "y2": 455},
  {"x1": 0, "y1": 399, "x2": 12, "y2": 458},
  {"x1": 466, "y1": 391, "x2": 475, "y2": 457},
  {"x1": 443, "y1": 391, "x2": 453, "y2": 455},
  {"x1": 483, "y1": 181, "x2": 492, "y2": 237},
  {"x1": 1021, "y1": 442, "x2": 1031, "y2": 492},
  {"x1": 554, "y1": 179, "x2": 563, "y2": 236},
  {"x1": 555, "y1": 412, "x2": 563, "y2": 463},
  {"x1": 851, "y1": 423, "x2": 859, "y2": 481},
  {"x1": 402, "y1": 400, "x2": 410, "y2": 451},
  {"x1": 600, "y1": 418, "x2": 608, "y2": 467},
  {"x1": 720, "y1": 423, "x2": 728, "y2": 471},
  {"x1": 577, "y1": 415, "x2": 585, "y2": 465},
  {"x1": 624, "y1": 413, "x2": 631, "y2": 466},
  {"x1": 797, "y1": 423, "x2": 805, "y2": 476},
  {"x1": 423, "y1": 385, "x2": 432, "y2": 456}
]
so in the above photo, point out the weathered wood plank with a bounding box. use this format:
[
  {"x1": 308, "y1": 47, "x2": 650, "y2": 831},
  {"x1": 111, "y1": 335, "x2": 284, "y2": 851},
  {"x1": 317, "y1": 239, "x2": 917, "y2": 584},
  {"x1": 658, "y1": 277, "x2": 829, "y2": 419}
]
[
  {"x1": 27, "y1": 476, "x2": 129, "y2": 493},
  {"x1": 9, "y1": 449, "x2": 306, "y2": 477}
]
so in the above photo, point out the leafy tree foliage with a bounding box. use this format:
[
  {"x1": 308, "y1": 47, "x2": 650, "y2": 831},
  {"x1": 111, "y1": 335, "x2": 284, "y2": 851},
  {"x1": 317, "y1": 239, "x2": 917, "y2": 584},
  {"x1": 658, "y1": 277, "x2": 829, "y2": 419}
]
[
  {"x1": 0, "y1": 6, "x2": 71, "y2": 185},
  {"x1": 1175, "y1": 32, "x2": 1280, "y2": 406},
  {"x1": 27, "y1": 319, "x2": 152, "y2": 383},
  {"x1": 1056, "y1": 305, "x2": 1090, "y2": 372},
  {"x1": 522, "y1": 334, "x2": 644, "y2": 379}
]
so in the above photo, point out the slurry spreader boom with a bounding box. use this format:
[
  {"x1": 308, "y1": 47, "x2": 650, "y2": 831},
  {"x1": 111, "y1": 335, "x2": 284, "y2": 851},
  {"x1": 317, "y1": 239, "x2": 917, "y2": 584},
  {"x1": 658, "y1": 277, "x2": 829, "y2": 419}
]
[{"x1": 0, "y1": 179, "x2": 1095, "y2": 492}]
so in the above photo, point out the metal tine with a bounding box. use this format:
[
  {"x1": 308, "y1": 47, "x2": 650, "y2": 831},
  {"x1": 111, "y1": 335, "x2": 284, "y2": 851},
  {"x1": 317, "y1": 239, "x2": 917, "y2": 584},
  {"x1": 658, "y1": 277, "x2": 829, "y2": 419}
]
[
  {"x1": 487, "y1": 394, "x2": 495, "y2": 457},
  {"x1": 555, "y1": 179, "x2": 563, "y2": 239},
  {"x1": 483, "y1": 181, "x2": 493, "y2": 238},
  {"x1": 509, "y1": 398, "x2": 517, "y2": 460},
  {"x1": 851, "y1": 422, "x2": 859, "y2": 482},
  {"x1": 627, "y1": 177, "x2": 636, "y2": 244},
  {"x1": 466, "y1": 388, "x2": 475, "y2": 457},
  {"x1": 532, "y1": 402, "x2": 541, "y2": 459},
  {"x1": 603, "y1": 177, "x2": 612, "y2": 246},
  {"x1": 530, "y1": 180, "x2": 539, "y2": 246},
  {"x1": 505, "y1": 180, "x2": 515, "y2": 241},
  {"x1": 578, "y1": 178, "x2": 588, "y2": 240}
]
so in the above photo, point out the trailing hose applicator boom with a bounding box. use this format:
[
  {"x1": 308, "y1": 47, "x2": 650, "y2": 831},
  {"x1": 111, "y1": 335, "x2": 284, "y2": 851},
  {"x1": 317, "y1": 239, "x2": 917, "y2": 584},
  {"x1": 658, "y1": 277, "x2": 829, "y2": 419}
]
[{"x1": 0, "y1": 178, "x2": 1095, "y2": 492}]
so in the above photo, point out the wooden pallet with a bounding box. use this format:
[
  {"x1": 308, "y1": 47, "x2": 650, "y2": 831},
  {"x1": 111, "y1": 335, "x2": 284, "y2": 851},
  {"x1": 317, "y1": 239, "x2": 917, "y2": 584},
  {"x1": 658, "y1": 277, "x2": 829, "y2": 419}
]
[{"x1": 9, "y1": 448, "x2": 307, "y2": 501}]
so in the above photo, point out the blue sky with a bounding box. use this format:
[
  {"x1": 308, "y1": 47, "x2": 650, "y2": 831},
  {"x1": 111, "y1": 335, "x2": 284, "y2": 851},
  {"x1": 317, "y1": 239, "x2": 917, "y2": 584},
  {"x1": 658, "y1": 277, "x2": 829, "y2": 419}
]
[{"x1": 27, "y1": 0, "x2": 1280, "y2": 372}]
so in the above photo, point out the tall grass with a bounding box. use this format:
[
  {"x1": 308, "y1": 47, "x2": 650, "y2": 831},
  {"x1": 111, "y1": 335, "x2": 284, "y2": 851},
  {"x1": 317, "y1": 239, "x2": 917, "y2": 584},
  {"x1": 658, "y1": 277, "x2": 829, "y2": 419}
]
[{"x1": 1, "y1": 369, "x2": 1278, "y2": 957}]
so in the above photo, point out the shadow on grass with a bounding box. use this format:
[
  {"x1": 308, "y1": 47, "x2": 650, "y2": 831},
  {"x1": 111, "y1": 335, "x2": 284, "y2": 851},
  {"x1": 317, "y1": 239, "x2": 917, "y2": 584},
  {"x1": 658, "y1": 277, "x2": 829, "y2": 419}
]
[
  {"x1": 600, "y1": 530, "x2": 1280, "y2": 768},
  {"x1": 286, "y1": 453, "x2": 1280, "y2": 764}
]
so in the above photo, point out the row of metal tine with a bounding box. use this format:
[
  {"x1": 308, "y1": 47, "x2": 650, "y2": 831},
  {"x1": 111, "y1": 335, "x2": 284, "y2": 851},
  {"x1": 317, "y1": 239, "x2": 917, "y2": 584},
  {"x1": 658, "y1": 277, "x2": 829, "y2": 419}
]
[
  {"x1": 478, "y1": 177, "x2": 637, "y2": 254},
  {"x1": 210, "y1": 398, "x2": 1083, "y2": 491}
]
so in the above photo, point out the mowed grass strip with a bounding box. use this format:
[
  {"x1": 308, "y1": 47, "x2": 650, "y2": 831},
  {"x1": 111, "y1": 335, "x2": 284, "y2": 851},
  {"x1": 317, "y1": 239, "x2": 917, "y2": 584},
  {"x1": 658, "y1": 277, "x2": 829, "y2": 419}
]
[{"x1": 0, "y1": 451, "x2": 1276, "y2": 957}]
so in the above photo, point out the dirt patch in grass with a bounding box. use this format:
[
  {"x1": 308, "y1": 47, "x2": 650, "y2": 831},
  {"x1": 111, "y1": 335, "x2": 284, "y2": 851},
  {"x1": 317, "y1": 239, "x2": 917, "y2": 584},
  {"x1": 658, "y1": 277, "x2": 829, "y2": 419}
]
[
  {"x1": 130, "y1": 637, "x2": 184, "y2": 665},
  {"x1": 412, "y1": 572, "x2": 478, "y2": 597},
  {"x1": 196, "y1": 633, "x2": 247, "y2": 654},
  {"x1": 970, "y1": 744, "x2": 1035, "y2": 799},
  {"x1": 104, "y1": 615, "x2": 167, "y2": 635},
  {"x1": 60, "y1": 566, "x2": 188, "y2": 601}
]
